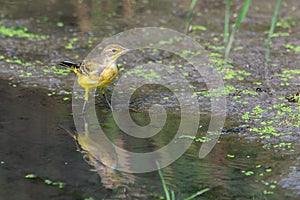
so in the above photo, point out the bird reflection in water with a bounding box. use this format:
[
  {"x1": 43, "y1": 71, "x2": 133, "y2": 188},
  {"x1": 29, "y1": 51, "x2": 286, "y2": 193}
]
[{"x1": 61, "y1": 117, "x2": 135, "y2": 192}]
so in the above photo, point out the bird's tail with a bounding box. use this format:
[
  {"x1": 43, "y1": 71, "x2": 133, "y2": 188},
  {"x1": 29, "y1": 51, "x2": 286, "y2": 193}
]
[{"x1": 59, "y1": 61, "x2": 80, "y2": 75}]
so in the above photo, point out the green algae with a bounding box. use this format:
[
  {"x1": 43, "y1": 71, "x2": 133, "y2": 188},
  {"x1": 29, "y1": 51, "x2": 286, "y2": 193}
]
[{"x1": 0, "y1": 23, "x2": 47, "y2": 40}]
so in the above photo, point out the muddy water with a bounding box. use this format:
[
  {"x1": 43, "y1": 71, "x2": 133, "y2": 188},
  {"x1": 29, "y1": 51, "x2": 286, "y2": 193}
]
[{"x1": 0, "y1": 0, "x2": 299, "y2": 199}]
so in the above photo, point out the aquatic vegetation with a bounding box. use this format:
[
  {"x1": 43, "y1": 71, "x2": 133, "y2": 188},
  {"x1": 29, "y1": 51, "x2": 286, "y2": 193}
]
[
  {"x1": 265, "y1": 0, "x2": 282, "y2": 62},
  {"x1": 261, "y1": 180, "x2": 277, "y2": 195},
  {"x1": 56, "y1": 22, "x2": 64, "y2": 27},
  {"x1": 25, "y1": 173, "x2": 65, "y2": 189},
  {"x1": 0, "y1": 22, "x2": 47, "y2": 40},
  {"x1": 224, "y1": 0, "x2": 230, "y2": 48},
  {"x1": 157, "y1": 162, "x2": 210, "y2": 200},
  {"x1": 273, "y1": 69, "x2": 298, "y2": 86},
  {"x1": 242, "y1": 97, "x2": 299, "y2": 152},
  {"x1": 209, "y1": 52, "x2": 222, "y2": 58},
  {"x1": 65, "y1": 37, "x2": 79, "y2": 50},
  {"x1": 224, "y1": 0, "x2": 252, "y2": 61},
  {"x1": 157, "y1": 36, "x2": 183, "y2": 46},
  {"x1": 179, "y1": 135, "x2": 212, "y2": 143},
  {"x1": 226, "y1": 154, "x2": 235, "y2": 158},
  {"x1": 276, "y1": 16, "x2": 297, "y2": 30},
  {"x1": 188, "y1": 0, "x2": 284, "y2": 62},
  {"x1": 286, "y1": 92, "x2": 300, "y2": 103},
  {"x1": 268, "y1": 32, "x2": 289, "y2": 37},
  {"x1": 236, "y1": 159, "x2": 279, "y2": 197},
  {"x1": 224, "y1": 69, "x2": 252, "y2": 80},
  {"x1": 205, "y1": 42, "x2": 224, "y2": 51},
  {"x1": 264, "y1": 190, "x2": 274, "y2": 195},
  {"x1": 83, "y1": 198, "x2": 94, "y2": 200},
  {"x1": 184, "y1": 0, "x2": 199, "y2": 34},
  {"x1": 123, "y1": 65, "x2": 160, "y2": 81},
  {"x1": 190, "y1": 25, "x2": 207, "y2": 32},
  {"x1": 241, "y1": 170, "x2": 254, "y2": 176},
  {"x1": 50, "y1": 65, "x2": 71, "y2": 75},
  {"x1": 285, "y1": 44, "x2": 300, "y2": 52},
  {"x1": 266, "y1": 169, "x2": 273, "y2": 173}
]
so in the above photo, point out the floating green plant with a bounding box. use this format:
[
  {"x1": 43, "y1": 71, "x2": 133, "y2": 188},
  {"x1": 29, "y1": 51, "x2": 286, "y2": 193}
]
[
  {"x1": 285, "y1": 44, "x2": 300, "y2": 52},
  {"x1": 124, "y1": 65, "x2": 160, "y2": 81},
  {"x1": 226, "y1": 154, "x2": 235, "y2": 158},
  {"x1": 25, "y1": 173, "x2": 65, "y2": 189},
  {"x1": 65, "y1": 37, "x2": 79, "y2": 50},
  {"x1": 264, "y1": 190, "x2": 274, "y2": 195},
  {"x1": 179, "y1": 135, "x2": 213, "y2": 143},
  {"x1": 83, "y1": 198, "x2": 94, "y2": 200},
  {"x1": 286, "y1": 93, "x2": 300, "y2": 103},
  {"x1": 0, "y1": 23, "x2": 47, "y2": 40},
  {"x1": 56, "y1": 22, "x2": 64, "y2": 27},
  {"x1": 5, "y1": 57, "x2": 32, "y2": 67},
  {"x1": 25, "y1": 174, "x2": 37, "y2": 179},
  {"x1": 191, "y1": 25, "x2": 207, "y2": 32},
  {"x1": 276, "y1": 16, "x2": 296, "y2": 29},
  {"x1": 50, "y1": 65, "x2": 71, "y2": 75},
  {"x1": 241, "y1": 170, "x2": 254, "y2": 176},
  {"x1": 223, "y1": 69, "x2": 252, "y2": 80}
]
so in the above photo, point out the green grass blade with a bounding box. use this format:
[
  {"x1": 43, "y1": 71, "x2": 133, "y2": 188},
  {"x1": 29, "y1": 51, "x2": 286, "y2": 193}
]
[
  {"x1": 184, "y1": 0, "x2": 199, "y2": 34},
  {"x1": 156, "y1": 162, "x2": 171, "y2": 200},
  {"x1": 171, "y1": 190, "x2": 176, "y2": 200},
  {"x1": 233, "y1": 0, "x2": 252, "y2": 32},
  {"x1": 265, "y1": 0, "x2": 282, "y2": 62},
  {"x1": 225, "y1": 0, "x2": 252, "y2": 60},
  {"x1": 224, "y1": 0, "x2": 231, "y2": 47},
  {"x1": 184, "y1": 188, "x2": 210, "y2": 200}
]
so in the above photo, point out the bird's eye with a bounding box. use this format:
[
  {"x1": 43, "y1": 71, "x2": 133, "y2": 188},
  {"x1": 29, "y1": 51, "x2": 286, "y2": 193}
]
[{"x1": 111, "y1": 49, "x2": 117, "y2": 53}]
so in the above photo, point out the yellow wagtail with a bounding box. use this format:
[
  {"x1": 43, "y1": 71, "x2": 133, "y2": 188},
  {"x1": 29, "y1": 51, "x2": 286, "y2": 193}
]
[{"x1": 60, "y1": 44, "x2": 129, "y2": 112}]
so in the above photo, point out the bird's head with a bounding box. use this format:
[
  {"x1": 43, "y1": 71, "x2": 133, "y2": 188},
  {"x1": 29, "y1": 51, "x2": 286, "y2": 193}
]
[{"x1": 101, "y1": 44, "x2": 129, "y2": 63}]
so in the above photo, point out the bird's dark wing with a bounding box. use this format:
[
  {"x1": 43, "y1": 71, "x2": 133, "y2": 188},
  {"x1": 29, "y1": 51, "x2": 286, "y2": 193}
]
[{"x1": 59, "y1": 61, "x2": 80, "y2": 68}]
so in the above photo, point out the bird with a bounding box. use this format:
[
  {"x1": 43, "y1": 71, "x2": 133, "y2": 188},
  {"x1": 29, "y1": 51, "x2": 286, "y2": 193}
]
[{"x1": 59, "y1": 44, "x2": 129, "y2": 113}]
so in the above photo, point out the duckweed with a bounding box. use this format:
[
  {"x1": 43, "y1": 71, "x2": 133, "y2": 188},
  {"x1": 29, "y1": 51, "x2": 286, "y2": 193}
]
[
  {"x1": 56, "y1": 22, "x2": 64, "y2": 27},
  {"x1": 226, "y1": 154, "x2": 235, "y2": 158},
  {"x1": 241, "y1": 170, "x2": 254, "y2": 176},
  {"x1": 25, "y1": 173, "x2": 65, "y2": 189},
  {"x1": 191, "y1": 25, "x2": 207, "y2": 31},
  {"x1": 0, "y1": 23, "x2": 47, "y2": 40},
  {"x1": 25, "y1": 174, "x2": 37, "y2": 179},
  {"x1": 65, "y1": 37, "x2": 79, "y2": 50},
  {"x1": 266, "y1": 168, "x2": 272, "y2": 173},
  {"x1": 263, "y1": 190, "x2": 274, "y2": 195}
]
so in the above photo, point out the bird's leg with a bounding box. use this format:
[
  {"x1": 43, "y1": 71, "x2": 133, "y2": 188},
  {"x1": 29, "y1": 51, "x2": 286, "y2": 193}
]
[
  {"x1": 82, "y1": 89, "x2": 89, "y2": 114},
  {"x1": 102, "y1": 88, "x2": 113, "y2": 112},
  {"x1": 82, "y1": 100, "x2": 87, "y2": 114}
]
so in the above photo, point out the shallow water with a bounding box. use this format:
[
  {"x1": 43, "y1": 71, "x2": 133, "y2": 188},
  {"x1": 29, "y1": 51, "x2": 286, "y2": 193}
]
[
  {"x1": 0, "y1": 0, "x2": 299, "y2": 199},
  {"x1": 0, "y1": 78, "x2": 295, "y2": 199}
]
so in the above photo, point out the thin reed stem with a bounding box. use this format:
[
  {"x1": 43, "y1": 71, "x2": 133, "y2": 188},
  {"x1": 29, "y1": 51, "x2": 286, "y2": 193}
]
[
  {"x1": 224, "y1": 0, "x2": 231, "y2": 48},
  {"x1": 185, "y1": 0, "x2": 199, "y2": 34},
  {"x1": 157, "y1": 162, "x2": 171, "y2": 200},
  {"x1": 265, "y1": 0, "x2": 282, "y2": 62},
  {"x1": 225, "y1": 0, "x2": 252, "y2": 61}
]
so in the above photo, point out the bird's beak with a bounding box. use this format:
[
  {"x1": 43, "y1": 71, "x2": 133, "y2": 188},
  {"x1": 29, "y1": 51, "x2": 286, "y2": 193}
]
[{"x1": 123, "y1": 48, "x2": 130, "y2": 53}]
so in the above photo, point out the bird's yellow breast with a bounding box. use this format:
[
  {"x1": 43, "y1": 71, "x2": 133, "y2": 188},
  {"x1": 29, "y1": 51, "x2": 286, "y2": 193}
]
[
  {"x1": 98, "y1": 66, "x2": 118, "y2": 87},
  {"x1": 77, "y1": 66, "x2": 118, "y2": 90}
]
